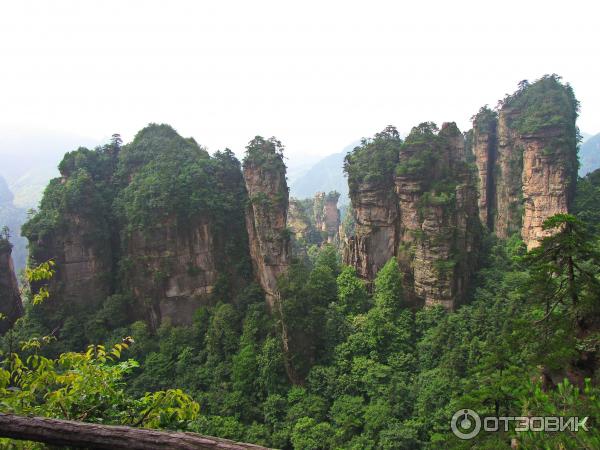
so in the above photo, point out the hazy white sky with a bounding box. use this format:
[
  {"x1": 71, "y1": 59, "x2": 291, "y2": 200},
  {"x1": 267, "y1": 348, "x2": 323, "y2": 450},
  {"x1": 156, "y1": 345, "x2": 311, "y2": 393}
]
[{"x1": 0, "y1": 0, "x2": 598, "y2": 160}]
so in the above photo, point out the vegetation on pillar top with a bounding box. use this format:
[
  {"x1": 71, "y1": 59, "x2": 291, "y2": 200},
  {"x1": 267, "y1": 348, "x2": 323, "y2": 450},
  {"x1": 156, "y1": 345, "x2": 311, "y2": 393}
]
[
  {"x1": 471, "y1": 105, "x2": 498, "y2": 134},
  {"x1": 344, "y1": 125, "x2": 401, "y2": 195},
  {"x1": 23, "y1": 123, "x2": 247, "y2": 242},
  {"x1": 243, "y1": 136, "x2": 286, "y2": 174},
  {"x1": 0, "y1": 227, "x2": 12, "y2": 253},
  {"x1": 395, "y1": 122, "x2": 443, "y2": 179},
  {"x1": 500, "y1": 74, "x2": 579, "y2": 138},
  {"x1": 325, "y1": 191, "x2": 340, "y2": 203}
]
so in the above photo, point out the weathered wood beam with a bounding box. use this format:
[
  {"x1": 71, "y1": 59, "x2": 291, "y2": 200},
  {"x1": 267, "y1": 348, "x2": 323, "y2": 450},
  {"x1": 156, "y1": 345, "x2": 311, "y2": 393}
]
[{"x1": 0, "y1": 413, "x2": 272, "y2": 450}]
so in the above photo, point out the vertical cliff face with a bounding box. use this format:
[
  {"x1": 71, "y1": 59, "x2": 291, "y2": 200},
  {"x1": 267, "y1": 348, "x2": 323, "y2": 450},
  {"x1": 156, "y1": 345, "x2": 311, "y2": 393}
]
[
  {"x1": 23, "y1": 125, "x2": 253, "y2": 334},
  {"x1": 125, "y1": 219, "x2": 219, "y2": 328},
  {"x1": 343, "y1": 127, "x2": 400, "y2": 280},
  {"x1": 343, "y1": 124, "x2": 480, "y2": 309},
  {"x1": 344, "y1": 181, "x2": 398, "y2": 280},
  {"x1": 472, "y1": 108, "x2": 497, "y2": 229},
  {"x1": 395, "y1": 122, "x2": 480, "y2": 308},
  {"x1": 471, "y1": 76, "x2": 579, "y2": 248},
  {"x1": 23, "y1": 176, "x2": 114, "y2": 319},
  {"x1": 322, "y1": 191, "x2": 341, "y2": 243},
  {"x1": 243, "y1": 137, "x2": 290, "y2": 309},
  {"x1": 493, "y1": 108, "x2": 526, "y2": 239},
  {"x1": 520, "y1": 127, "x2": 575, "y2": 247},
  {"x1": 47, "y1": 215, "x2": 113, "y2": 309},
  {"x1": 0, "y1": 239, "x2": 23, "y2": 333}
]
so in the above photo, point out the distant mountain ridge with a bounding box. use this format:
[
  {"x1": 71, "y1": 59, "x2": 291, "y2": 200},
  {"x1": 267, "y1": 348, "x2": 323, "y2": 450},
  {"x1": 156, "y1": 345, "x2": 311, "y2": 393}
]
[
  {"x1": 0, "y1": 176, "x2": 27, "y2": 273},
  {"x1": 580, "y1": 132, "x2": 600, "y2": 176},
  {"x1": 290, "y1": 141, "x2": 359, "y2": 204}
]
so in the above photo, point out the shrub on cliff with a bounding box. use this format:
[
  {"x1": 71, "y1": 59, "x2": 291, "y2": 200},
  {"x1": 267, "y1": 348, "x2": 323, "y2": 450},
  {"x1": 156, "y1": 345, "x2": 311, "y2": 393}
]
[
  {"x1": 344, "y1": 125, "x2": 401, "y2": 195},
  {"x1": 242, "y1": 136, "x2": 286, "y2": 173}
]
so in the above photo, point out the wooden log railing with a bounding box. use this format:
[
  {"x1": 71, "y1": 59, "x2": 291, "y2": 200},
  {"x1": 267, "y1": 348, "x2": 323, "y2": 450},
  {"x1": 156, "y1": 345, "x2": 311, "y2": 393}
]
[{"x1": 0, "y1": 413, "x2": 272, "y2": 450}]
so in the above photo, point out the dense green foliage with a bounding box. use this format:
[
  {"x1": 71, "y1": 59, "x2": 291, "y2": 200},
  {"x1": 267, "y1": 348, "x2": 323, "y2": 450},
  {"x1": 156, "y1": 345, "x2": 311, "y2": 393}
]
[
  {"x1": 502, "y1": 75, "x2": 578, "y2": 137},
  {"x1": 243, "y1": 136, "x2": 286, "y2": 174},
  {"x1": 344, "y1": 126, "x2": 401, "y2": 195},
  {"x1": 396, "y1": 122, "x2": 443, "y2": 179},
  {"x1": 8, "y1": 218, "x2": 600, "y2": 448},
  {"x1": 575, "y1": 168, "x2": 600, "y2": 234},
  {"x1": 472, "y1": 106, "x2": 498, "y2": 135},
  {"x1": 5, "y1": 111, "x2": 600, "y2": 448},
  {"x1": 0, "y1": 263, "x2": 200, "y2": 449}
]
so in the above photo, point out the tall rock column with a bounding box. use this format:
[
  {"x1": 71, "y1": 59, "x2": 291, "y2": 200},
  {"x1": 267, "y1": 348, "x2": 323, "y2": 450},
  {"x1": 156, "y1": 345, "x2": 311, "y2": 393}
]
[
  {"x1": 321, "y1": 191, "x2": 341, "y2": 244},
  {"x1": 344, "y1": 182, "x2": 398, "y2": 280},
  {"x1": 343, "y1": 126, "x2": 401, "y2": 281},
  {"x1": 0, "y1": 238, "x2": 23, "y2": 334},
  {"x1": 471, "y1": 107, "x2": 497, "y2": 229},
  {"x1": 471, "y1": 76, "x2": 579, "y2": 248},
  {"x1": 313, "y1": 192, "x2": 325, "y2": 232},
  {"x1": 242, "y1": 137, "x2": 290, "y2": 309},
  {"x1": 493, "y1": 108, "x2": 525, "y2": 239},
  {"x1": 395, "y1": 122, "x2": 480, "y2": 309},
  {"x1": 520, "y1": 127, "x2": 576, "y2": 248}
]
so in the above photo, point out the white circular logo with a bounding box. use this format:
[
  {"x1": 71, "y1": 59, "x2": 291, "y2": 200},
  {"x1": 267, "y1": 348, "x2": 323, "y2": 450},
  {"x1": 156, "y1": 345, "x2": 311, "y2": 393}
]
[{"x1": 451, "y1": 409, "x2": 481, "y2": 440}]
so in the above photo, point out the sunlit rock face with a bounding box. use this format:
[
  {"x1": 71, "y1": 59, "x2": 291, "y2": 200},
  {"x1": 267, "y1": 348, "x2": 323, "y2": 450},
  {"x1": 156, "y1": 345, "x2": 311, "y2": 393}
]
[
  {"x1": 343, "y1": 123, "x2": 480, "y2": 310},
  {"x1": 394, "y1": 122, "x2": 480, "y2": 309},
  {"x1": 243, "y1": 139, "x2": 290, "y2": 310},
  {"x1": 471, "y1": 77, "x2": 578, "y2": 249}
]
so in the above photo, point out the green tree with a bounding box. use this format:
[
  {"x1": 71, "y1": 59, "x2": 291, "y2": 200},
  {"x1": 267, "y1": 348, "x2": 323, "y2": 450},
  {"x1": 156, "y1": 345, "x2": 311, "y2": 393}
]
[
  {"x1": 373, "y1": 258, "x2": 404, "y2": 313},
  {"x1": 336, "y1": 266, "x2": 369, "y2": 315}
]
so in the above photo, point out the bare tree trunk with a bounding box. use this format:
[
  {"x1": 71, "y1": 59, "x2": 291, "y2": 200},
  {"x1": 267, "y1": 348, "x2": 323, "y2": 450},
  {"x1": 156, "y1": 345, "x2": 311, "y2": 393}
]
[{"x1": 0, "y1": 413, "x2": 272, "y2": 450}]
